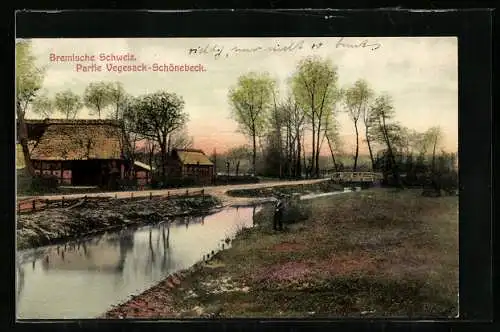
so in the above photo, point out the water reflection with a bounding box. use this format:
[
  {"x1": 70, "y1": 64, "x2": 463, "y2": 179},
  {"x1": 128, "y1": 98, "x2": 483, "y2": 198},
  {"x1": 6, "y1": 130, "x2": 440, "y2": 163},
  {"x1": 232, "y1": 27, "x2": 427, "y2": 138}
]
[{"x1": 16, "y1": 206, "x2": 259, "y2": 319}]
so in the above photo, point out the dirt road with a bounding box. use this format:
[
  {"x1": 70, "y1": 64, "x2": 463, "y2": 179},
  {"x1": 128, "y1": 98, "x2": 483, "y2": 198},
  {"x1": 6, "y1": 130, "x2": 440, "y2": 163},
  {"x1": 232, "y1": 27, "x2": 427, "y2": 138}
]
[{"x1": 17, "y1": 179, "x2": 328, "y2": 204}]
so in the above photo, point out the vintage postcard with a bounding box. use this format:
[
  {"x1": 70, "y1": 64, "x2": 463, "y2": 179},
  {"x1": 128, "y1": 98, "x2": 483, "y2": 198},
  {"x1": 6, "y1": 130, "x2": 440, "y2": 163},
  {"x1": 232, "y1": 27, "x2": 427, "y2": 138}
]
[{"x1": 16, "y1": 37, "x2": 458, "y2": 319}]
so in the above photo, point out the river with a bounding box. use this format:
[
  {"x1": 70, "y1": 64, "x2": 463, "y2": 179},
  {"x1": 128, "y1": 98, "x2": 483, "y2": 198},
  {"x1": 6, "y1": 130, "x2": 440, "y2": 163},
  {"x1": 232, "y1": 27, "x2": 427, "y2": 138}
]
[
  {"x1": 16, "y1": 188, "x2": 359, "y2": 320},
  {"x1": 16, "y1": 206, "x2": 260, "y2": 319}
]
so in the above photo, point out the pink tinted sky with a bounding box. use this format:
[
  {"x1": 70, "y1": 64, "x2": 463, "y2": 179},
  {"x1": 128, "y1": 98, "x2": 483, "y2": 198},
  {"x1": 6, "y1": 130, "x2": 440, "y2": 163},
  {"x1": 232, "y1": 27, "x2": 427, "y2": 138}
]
[{"x1": 26, "y1": 37, "x2": 458, "y2": 155}]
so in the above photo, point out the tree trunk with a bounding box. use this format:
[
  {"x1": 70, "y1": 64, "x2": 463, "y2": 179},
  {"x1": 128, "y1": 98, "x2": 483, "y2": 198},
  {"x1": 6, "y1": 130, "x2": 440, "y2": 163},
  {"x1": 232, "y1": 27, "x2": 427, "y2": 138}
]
[
  {"x1": 235, "y1": 161, "x2": 240, "y2": 177},
  {"x1": 160, "y1": 144, "x2": 167, "y2": 182},
  {"x1": 315, "y1": 121, "x2": 322, "y2": 178},
  {"x1": 381, "y1": 116, "x2": 403, "y2": 188},
  {"x1": 148, "y1": 145, "x2": 154, "y2": 181},
  {"x1": 311, "y1": 112, "x2": 316, "y2": 176},
  {"x1": 302, "y1": 135, "x2": 307, "y2": 178},
  {"x1": 365, "y1": 127, "x2": 375, "y2": 170},
  {"x1": 325, "y1": 133, "x2": 338, "y2": 171},
  {"x1": 431, "y1": 139, "x2": 437, "y2": 173},
  {"x1": 167, "y1": 134, "x2": 172, "y2": 155},
  {"x1": 296, "y1": 130, "x2": 302, "y2": 178},
  {"x1": 17, "y1": 112, "x2": 35, "y2": 176},
  {"x1": 353, "y1": 120, "x2": 359, "y2": 172},
  {"x1": 252, "y1": 131, "x2": 257, "y2": 175}
]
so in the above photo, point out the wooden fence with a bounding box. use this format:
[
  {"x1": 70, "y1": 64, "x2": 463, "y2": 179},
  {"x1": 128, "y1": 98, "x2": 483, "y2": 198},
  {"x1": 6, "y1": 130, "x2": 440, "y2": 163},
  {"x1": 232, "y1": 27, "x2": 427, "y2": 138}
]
[{"x1": 17, "y1": 189, "x2": 206, "y2": 215}]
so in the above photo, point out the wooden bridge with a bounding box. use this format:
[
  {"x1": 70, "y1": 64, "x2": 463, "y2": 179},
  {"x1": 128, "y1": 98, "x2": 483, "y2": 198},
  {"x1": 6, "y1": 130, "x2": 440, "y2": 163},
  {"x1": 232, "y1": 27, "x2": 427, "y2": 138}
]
[{"x1": 329, "y1": 172, "x2": 384, "y2": 186}]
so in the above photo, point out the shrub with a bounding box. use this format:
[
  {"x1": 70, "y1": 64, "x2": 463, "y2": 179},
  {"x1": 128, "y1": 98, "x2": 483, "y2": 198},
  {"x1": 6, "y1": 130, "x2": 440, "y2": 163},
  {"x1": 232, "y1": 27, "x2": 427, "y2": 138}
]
[
  {"x1": 151, "y1": 175, "x2": 200, "y2": 189},
  {"x1": 282, "y1": 201, "x2": 312, "y2": 225},
  {"x1": 421, "y1": 170, "x2": 458, "y2": 197},
  {"x1": 117, "y1": 179, "x2": 138, "y2": 191},
  {"x1": 30, "y1": 175, "x2": 59, "y2": 193}
]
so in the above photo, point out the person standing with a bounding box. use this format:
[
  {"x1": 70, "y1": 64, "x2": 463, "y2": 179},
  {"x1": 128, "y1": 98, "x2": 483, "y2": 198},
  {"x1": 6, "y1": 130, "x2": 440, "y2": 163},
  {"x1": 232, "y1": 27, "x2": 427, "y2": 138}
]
[{"x1": 273, "y1": 196, "x2": 285, "y2": 231}]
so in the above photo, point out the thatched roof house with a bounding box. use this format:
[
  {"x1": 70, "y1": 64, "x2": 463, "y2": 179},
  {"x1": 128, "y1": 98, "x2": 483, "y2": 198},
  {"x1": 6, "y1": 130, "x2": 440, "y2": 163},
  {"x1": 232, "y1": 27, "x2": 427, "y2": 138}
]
[
  {"x1": 174, "y1": 148, "x2": 214, "y2": 166},
  {"x1": 18, "y1": 119, "x2": 132, "y2": 187},
  {"x1": 26, "y1": 119, "x2": 130, "y2": 161},
  {"x1": 166, "y1": 148, "x2": 214, "y2": 185}
]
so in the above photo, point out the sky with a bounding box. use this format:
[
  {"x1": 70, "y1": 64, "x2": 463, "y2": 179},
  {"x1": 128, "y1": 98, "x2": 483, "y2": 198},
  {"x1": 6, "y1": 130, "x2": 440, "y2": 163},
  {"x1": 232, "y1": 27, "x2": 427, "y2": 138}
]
[{"x1": 25, "y1": 37, "x2": 458, "y2": 155}]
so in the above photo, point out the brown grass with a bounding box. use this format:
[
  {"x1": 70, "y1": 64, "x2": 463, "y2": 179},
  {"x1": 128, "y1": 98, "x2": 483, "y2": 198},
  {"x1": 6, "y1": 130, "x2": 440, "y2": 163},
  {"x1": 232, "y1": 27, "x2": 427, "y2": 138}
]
[{"x1": 104, "y1": 188, "x2": 459, "y2": 319}]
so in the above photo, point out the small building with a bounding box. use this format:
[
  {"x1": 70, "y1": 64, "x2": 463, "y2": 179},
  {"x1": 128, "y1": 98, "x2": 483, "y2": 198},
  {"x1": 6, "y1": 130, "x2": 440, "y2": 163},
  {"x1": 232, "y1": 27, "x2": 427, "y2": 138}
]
[
  {"x1": 18, "y1": 119, "x2": 132, "y2": 188},
  {"x1": 165, "y1": 148, "x2": 214, "y2": 185},
  {"x1": 133, "y1": 160, "x2": 154, "y2": 186}
]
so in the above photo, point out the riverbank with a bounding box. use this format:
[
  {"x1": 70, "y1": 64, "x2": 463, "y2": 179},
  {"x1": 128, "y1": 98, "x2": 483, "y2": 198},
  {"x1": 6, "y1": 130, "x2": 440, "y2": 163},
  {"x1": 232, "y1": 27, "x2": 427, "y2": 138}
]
[
  {"x1": 103, "y1": 188, "x2": 458, "y2": 319},
  {"x1": 226, "y1": 180, "x2": 344, "y2": 198},
  {"x1": 16, "y1": 194, "x2": 222, "y2": 250}
]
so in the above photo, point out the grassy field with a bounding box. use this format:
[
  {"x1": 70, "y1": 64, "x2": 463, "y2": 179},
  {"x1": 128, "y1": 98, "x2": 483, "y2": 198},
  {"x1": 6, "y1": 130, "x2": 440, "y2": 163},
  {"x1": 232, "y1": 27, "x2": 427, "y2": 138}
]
[{"x1": 104, "y1": 188, "x2": 459, "y2": 319}]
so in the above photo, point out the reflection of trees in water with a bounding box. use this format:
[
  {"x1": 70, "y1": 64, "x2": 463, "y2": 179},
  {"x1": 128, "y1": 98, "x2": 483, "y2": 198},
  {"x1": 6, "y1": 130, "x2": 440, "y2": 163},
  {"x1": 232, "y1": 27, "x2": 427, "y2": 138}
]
[
  {"x1": 145, "y1": 228, "x2": 156, "y2": 276},
  {"x1": 42, "y1": 255, "x2": 50, "y2": 270},
  {"x1": 142, "y1": 221, "x2": 173, "y2": 276},
  {"x1": 156, "y1": 223, "x2": 161, "y2": 250},
  {"x1": 16, "y1": 259, "x2": 25, "y2": 303},
  {"x1": 115, "y1": 230, "x2": 135, "y2": 273},
  {"x1": 160, "y1": 222, "x2": 171, "y2": 273}
]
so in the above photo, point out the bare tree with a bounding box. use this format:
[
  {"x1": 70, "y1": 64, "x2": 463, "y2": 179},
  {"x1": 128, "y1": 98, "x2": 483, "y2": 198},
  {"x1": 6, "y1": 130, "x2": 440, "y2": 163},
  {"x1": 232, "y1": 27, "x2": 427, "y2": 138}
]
[
  {"x1": 32, "y1": 91, "x2": 54, "y2": 119},
  {"x1": 291, "y1": 56, "x2": 340, "y2": 177},
  {"x1": 370, "y1": 94, "x2": 403, "y2": 188},
  {"x1": 108, "y1": 82, "x2": 128, "y2": 120},
  {"x1": 55, "y1": 90, "x2": 83, "y2": 119},
  {"x1": 167, "y1": 125, "x2": 194, "y2": 152},
  {"x1": 228, "y1": 72, "x2": 275, "y2": 175},
  {"x1": 83, "y1": 81, "x2": 113, "y2": 119},
  {"x1": 128, "y1": 91, "x2": 188, "y2": 180},
  {"x1": 16, "y1": 40, "x2": 46, "y2": 176},
  {"x1": 424, "y1": 126, "x2": 444, "y2": 173},
  {"x1": 344, "y1": 79, "x2": 373, "y2": 172}
]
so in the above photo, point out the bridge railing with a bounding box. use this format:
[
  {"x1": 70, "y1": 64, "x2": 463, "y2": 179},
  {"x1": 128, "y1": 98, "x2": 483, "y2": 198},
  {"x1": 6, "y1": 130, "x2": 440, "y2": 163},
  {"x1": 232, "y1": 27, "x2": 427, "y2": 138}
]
[{"x1": 330, "y1": 172, "x2": 384, "y2": 183}]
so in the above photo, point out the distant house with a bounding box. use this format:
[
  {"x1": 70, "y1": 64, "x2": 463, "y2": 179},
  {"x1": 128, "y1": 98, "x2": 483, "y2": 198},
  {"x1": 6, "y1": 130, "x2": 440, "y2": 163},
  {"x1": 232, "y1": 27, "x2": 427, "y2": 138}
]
[
  {"x1": 165, "y1": 148, "x2": 214, "y2": 185},
  {"x1": 18, "y1": 119, "x2": 132, "y2": 188},
  {"x1": 133, "y1": 160, "x2": 154, "y2": 186}
]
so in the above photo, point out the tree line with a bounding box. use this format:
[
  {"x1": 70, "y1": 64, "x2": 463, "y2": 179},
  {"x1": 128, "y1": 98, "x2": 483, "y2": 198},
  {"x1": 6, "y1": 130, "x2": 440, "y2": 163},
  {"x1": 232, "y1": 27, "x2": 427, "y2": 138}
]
[
  {"x1": 16, "y1": 40, "x2": 192, "y2": 184},
  {"x1": 17, "y1": 40, "x2": 456, "y2": 190},
  {"x1": 227, "y1": 56, "x2": 456, "y2": 187}
]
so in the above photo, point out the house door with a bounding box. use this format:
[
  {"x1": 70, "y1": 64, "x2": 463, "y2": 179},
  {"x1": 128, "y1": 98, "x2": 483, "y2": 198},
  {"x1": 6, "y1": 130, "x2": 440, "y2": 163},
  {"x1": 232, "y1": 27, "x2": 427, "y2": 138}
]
[{"x1": 71, "y1": 160, "x2": 102, "y2": 186}]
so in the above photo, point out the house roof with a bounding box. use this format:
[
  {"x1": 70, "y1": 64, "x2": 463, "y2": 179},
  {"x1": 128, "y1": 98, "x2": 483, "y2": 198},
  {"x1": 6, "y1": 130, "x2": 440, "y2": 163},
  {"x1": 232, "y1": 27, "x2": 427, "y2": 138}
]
[
  {"x1": 134, "y1": 160, "x2": 154, "y2": 171},
  {"x1": 174, "y1": 148, "x2": 213, "y2": 166},
  {"x1": 27, "y1": 119, "x2": 129, "y2": 161}
]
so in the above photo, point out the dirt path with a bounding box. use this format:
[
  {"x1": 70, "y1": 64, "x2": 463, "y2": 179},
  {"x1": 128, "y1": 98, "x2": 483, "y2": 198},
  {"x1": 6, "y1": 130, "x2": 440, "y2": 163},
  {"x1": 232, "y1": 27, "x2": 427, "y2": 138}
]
[{"x1": 17, "y1": 179, "x2": 327, "y2": 203}]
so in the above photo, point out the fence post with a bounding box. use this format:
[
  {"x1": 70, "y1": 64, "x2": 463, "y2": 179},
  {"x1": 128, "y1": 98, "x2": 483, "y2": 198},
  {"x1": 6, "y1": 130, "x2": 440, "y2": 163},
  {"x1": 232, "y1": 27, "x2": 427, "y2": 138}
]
[
  {"x1": 32, "y1": 200, "x2": 36, "y2": 211},
  {"x1": 186, "y1": 189, "x2": 189, "y2": 196},
  {"x1": 201, "y1": 189, "x2": 205, "y2": 197},
  {"x1": 167, "y1": 191, "x2": 170, "y2": 199},
  {"x1": 45, "y1": 199, "x2": 49, "y2": 208},
  {"x1": 131, "y1": 192, "x2": 134, "y2": 199},
  {"x1": 62, "y1": 196, "x2": 65, "y2": 207},
  {"x1": 150, "y1": 192, "x2": 152, "y2": 200},
  {"x1": 115, "y1": 193, "x2": 117, "y2": 199}
]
